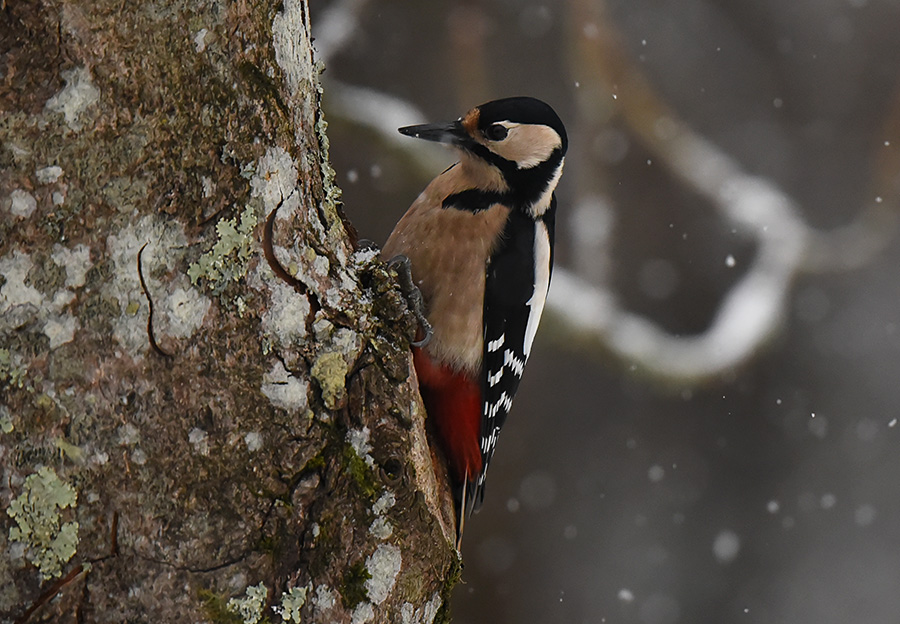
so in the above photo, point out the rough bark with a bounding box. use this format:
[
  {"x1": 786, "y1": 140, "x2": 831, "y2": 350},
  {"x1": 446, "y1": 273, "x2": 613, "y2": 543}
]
[{"x1": 0, "y1": 1, "x2": 458, "y2": 622}]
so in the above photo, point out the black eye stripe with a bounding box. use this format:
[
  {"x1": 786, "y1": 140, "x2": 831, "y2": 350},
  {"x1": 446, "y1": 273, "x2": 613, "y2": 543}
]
[{"x1": 485, "y1": 123, "x2": 509, "y2": 141}]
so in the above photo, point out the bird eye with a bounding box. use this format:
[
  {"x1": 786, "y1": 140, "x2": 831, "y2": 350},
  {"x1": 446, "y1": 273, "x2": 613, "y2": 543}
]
[{"x1": 484, "y1": 124, "x2": 508, "y2": 141}]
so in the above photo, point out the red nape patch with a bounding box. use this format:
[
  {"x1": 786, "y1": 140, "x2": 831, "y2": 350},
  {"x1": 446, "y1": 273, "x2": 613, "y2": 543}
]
[{"x1": 413, "y1": 348, "x2": 483, "y2": 484}]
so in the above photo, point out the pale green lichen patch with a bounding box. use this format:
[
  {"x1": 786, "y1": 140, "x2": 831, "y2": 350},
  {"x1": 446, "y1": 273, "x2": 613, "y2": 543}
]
[
  {"x1": 272, "y1": 586, "x2": 308, "y2": 623},
  {"x1": 187, "y1": 206, "x2": 258, "y2": 289},
  {"x1": 227, "y1": 582, "x2": 269, "y2": 624},
  {"x1": 6, "y1": 466, "x2": 79, "y2": 580},
  {"x1": 54, "y1": 436, "x2": 85, "y2": 463},
  {"x1": 315, "y1": 115, "x2": 342, "y2": 216},
  {"x1": 0, "y1": 404, "x2": 13, "y2": 433},
  {"x1": 0, "y1": 348, "x2": 27, "y2": 388},
  {"x1": 190, "y1": 146, "x2": 300, "y2": 296},
  {"x1": 310, "y1": 320, "x2": 363, "y2": 410},
  {"x1": 311, "y1": 351, "x2": 349, "y2": 410}
]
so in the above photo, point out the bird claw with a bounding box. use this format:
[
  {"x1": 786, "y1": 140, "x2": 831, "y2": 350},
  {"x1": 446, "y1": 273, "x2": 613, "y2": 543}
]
[{"x1": 387, "y1": 255, "x2": 434, "y2": 348}]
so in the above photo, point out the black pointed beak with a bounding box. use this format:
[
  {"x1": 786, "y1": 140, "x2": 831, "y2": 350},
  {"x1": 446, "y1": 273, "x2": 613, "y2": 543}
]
[{"x1": 398, "y1": 120, "x2": 474, "y2": 148}]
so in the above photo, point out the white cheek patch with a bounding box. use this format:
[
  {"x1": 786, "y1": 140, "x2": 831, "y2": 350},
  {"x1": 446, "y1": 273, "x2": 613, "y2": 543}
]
[{"x1": 489, "y1": 123, "x2": 562, "y2": 169}]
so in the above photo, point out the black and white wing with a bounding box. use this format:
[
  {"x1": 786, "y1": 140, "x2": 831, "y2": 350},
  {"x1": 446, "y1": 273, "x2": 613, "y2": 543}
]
[{"x1": 474, "y1": 198, "x2": 556, "y2": 509}]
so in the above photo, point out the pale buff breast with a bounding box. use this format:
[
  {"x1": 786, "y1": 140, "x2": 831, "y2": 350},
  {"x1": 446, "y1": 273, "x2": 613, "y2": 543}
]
[{"x1": 383, "y1": 161, "x2": 511, "y2": 374}]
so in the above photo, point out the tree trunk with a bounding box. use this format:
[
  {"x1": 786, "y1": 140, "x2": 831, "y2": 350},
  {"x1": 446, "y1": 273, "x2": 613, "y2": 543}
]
[{"x1": 0, "y1": 1, "x2": 458, "y2": 622}]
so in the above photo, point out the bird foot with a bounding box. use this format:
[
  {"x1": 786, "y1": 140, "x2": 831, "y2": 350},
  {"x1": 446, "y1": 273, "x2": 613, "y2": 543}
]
[{"x1": 387, "y1": 255, "x2": 433, "y2": 348}]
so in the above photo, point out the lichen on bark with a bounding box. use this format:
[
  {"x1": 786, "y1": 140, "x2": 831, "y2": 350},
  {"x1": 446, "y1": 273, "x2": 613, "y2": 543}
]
[{"x1": 0, "y1": 0, "x2": 458, "y2": 622}]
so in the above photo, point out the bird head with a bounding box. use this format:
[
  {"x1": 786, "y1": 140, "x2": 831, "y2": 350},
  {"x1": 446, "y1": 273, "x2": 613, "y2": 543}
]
[{"x1": 399, "y1": 97, "x2": 567, "y2": 211}]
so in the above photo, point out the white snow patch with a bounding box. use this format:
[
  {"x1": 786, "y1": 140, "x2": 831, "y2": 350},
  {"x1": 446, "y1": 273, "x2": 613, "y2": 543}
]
[
  {"x1": 45, "y1": 67, "x2": 100, "y2": 131},
  {"x1": 9, "y1": 189, "x2": 37, "y2": 218},
  {"x1": 36, "y1": 165, "x2": 64, "y2": 184},
  {"x1": 364, "y1": 544, "x2": 402, "y2": 605},
  {"x1": 261, "y1": 360, "x2": 308, "y2": 412},
  {"x1": 618, "y1": 588, "x2": 635, "y2": 603},
  {"x1": 43, "y1": 315, "x2": 79, "y2": 349}
]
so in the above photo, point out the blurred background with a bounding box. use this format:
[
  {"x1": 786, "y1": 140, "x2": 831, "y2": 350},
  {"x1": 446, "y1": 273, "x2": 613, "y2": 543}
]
[{"x1": 311, "y1": 1, "x2": 900, "y2": 622}]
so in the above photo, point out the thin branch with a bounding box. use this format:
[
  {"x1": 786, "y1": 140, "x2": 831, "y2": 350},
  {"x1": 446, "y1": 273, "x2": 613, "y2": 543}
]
[{"x1": 321, "y1": 0, "x2": 898, "y2": 383}]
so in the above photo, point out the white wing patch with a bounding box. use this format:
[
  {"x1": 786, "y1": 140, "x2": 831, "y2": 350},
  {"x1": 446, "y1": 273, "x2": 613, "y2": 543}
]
[
  {"x1": 522, "y1": 220, "x2": 552, "y2": 357},
  {"x1": 503, "y1": 349, "x2": 525, "y2": 377},
  {"x1": 487, "y1": 333, "x2": 505, "y2": 352}
]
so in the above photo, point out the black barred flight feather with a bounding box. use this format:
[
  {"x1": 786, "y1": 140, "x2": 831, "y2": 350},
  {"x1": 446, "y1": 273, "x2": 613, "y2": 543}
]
[{"x1": 471, "y1": 198, "x2": 556, "y2": 511}]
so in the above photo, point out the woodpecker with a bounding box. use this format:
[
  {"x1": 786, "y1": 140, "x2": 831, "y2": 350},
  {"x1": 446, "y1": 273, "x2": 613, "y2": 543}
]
[{"x1": 382, "y1": 97, "x2": 567, "y2": 541}]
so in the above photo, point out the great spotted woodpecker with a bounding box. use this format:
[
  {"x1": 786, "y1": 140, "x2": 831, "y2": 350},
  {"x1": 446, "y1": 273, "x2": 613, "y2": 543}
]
[{"x1": 383, "y1": 97, "x2": 567, "y2": 543}]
